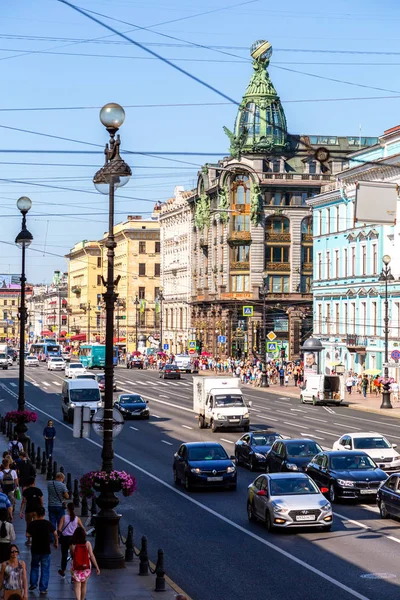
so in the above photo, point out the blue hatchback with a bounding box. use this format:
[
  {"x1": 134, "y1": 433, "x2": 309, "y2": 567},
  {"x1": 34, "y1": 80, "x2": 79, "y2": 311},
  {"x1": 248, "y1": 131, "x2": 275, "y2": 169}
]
[{"x1": 173, "y1": 442, "x2": 237, "y2": 491}]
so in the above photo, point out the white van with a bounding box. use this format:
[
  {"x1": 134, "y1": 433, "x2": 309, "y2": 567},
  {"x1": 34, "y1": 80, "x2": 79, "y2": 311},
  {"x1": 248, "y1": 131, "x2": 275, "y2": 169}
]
[
  {"x1": 300, "y1": 374, "x2": 345, "y2": 406},
  {"x1": 174, "y1": 354, "x2": 192, "y2": 373},
  {"x1": 61, "y1": 379, "x2": 102, "y2": 424}
]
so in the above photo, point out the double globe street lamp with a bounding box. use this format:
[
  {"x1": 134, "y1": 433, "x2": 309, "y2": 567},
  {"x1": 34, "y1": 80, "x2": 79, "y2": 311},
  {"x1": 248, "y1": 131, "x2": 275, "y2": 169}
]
[
  {"x1": 379, "y1": 254, "x2": 395, "y2": 410},
  {"x1": 93, "y1": 103, "x2": 131, "y2": 568}
]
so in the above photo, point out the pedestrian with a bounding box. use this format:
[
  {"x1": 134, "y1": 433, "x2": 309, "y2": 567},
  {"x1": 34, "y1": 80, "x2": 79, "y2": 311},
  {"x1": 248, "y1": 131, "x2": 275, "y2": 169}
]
[
  {"x1": 70, "y1": 527, "x2": 100, "y2": 600},
  {"x1": 0, "y1": 544, "x2": 28, "y2": 600},
  {"x1": 279, "y1": 366, "x2": 285, "y2": 386},
  {"x1": 361, "y1": 375, "x2": 369, "y2": 399},
  {"x1": 19, "y1": 476, "x2": 43, "y2": 530},
  {"x1": 26, "y1": 506, "x2": 57, "y2": 595},
  {"x1": 57, "y1": 503, "x2": 84, "y2": 579},
  {"x1": 15, "y1": 453, "x2": 36, "y2": 491},
  {"x1": 346, "y1": 375, "x2": 353, "y2": 394},
  {"x1": 0, "y1": 509, "x2": 15, "y2": 563},
  {"x1": 0, "y1": 489, "x2": 12, "y2": 523},
  {"x1": 47, "y1": 472, "x2": 69, "y2": 532},
  {"x1": 284, "y1": 372, "x2": 289, "y2": 387},
  {"x1": 42, "y1": 421, "x2": 56, "y2": 459},
  {"x1": 0, "y1": 458, "x2": 19, "y2": 512},
  {"x1": 391, "y1": 380, "x2": 399, "y2": 402},
  {"x1": 8, "y1": 437, "x2": 22, "y2": 464}
]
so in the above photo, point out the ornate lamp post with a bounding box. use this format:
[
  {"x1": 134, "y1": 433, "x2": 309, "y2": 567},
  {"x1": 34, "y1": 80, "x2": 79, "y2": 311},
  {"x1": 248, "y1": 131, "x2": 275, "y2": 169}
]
[
  {"x1": 158, "y1": 290, "x2": 164, "y2": 351},
  {"x1": 379, "y1": 254, "x2": 394, "y2": 409},
  {"x1": 259, "y1": 284, "x2": 269, "y2": 387},
  {"x1": 93, "y1": 103, "x2": 131, "y2": 568},
  {"x1": 134, "y1": 295, "x2": 139, "y2": 351},
  {"x1": 15, "y1": 196, "x2": 33, "y2": 446}
]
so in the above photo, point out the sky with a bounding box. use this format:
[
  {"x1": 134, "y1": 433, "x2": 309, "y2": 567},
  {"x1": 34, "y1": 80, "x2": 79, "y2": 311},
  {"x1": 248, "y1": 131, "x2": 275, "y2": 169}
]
[{"x1": 1, "y1": 0, "x2": 400, "y2": 283}]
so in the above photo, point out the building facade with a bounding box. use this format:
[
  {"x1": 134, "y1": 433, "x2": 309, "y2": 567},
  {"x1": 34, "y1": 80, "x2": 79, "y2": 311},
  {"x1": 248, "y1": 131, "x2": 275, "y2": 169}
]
[
  {"x1": 28, "y1": 271, "x2": 68, "y2": 341},
  {"x1": 159, "y1": 186, "x2": 192, "y2": 354},
  {"x1": 0, "y1": 278, "x2": 31, "y2": 344},
  {"x1": 186, "y1": 39, "x2": 376, "y2": 360},
  {"x1": 309, "y1": 125, "x2": 400, "y2": 375}
]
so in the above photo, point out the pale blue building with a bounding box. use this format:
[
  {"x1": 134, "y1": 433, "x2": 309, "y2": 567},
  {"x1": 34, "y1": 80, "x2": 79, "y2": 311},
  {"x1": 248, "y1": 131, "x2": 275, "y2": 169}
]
[{"x1": 308, "y1": 125, "x2": 400, "y2": 376}]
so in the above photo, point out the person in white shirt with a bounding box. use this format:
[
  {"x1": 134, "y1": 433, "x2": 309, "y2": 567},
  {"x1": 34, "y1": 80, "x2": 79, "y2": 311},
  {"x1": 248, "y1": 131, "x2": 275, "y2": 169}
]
[
  {"x1": 391, "y1": 381, "x2": 399, "y2": 402},
  {"x1": 346, "y1": 376, "x2": 353, "y2": 394}
]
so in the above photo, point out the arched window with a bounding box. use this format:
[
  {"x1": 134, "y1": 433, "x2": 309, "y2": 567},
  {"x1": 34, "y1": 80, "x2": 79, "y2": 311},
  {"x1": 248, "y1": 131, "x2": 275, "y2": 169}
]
[
  {"x1": 301, "y1": 217, "x2": 313, "y2": 235},
  {"x1": 266, "y1": 216, "x2": 290, "y2": 234},
  {"x1": 239, "y1": 103, "x2": 259, "y2": 136},
  {"x1": 232, "y1": 174, "x2": 250, "y2": 205}
]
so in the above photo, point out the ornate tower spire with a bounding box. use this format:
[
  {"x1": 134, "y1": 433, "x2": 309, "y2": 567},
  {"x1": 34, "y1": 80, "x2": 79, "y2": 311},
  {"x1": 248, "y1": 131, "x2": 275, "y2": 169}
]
[{"x1": 224, "y1": 40, "x2": 287, "y2": 158}]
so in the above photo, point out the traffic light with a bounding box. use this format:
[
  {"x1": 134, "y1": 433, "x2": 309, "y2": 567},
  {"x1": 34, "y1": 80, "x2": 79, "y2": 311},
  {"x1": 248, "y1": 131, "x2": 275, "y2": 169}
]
[
  {"x1": 196, "y1": 339, "x2": 203, "y2": 353},
  {"x1": 280, "y1": 348, "x2": 286, "y2": 358}
]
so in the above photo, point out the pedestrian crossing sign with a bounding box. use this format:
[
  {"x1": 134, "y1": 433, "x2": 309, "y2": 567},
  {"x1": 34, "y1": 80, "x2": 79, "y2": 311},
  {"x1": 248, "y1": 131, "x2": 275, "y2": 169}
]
[
  {"x1": 243, "y1": 306, "x2": 254, "y2": 316},
  {"x1": 267, "y1": 341, "x2": 278, "y2": 352}
]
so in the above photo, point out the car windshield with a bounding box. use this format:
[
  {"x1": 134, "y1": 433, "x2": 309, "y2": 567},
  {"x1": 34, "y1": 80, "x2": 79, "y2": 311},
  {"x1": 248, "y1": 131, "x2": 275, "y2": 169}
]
[
  {"x1": 70, "y1": 389, "x2": 100, "y2": 402},
  {"x1": 330, "y1": 454, "x2": 376, "y2": 470},
  {"x1": 215, "y1": 394, "x2": 245, "y2": 407},
  {"x1": 188, "y1": 446, "x2": 228, "y2": 461},
  {"x1": 252, "y1": 434, "x2": 280, "y2": 446},
  {"x1": 269, "y1": 477, "x2": 319, "y2": 496},
  {"x1": 70, "y1": 364, "x2": 83, "y2": 369},
  {"x1": 77, "y1": 375, "x2": 96, "y2": 380},
  {"x1": 52, "y1": 358, "x2": 63, "y2": 362},
  {"x1": 119, "y1": 396, "x2": 143, "y2": 404},
  {"x1": 286, "y1": 442, "x2": 322, "y2": 457},
  {"x1": 353, "y1": 437, "x2": 391, "y2": 449},
  {"x1": 27, "y1": 357, "x2": 36, "y2": 360}
]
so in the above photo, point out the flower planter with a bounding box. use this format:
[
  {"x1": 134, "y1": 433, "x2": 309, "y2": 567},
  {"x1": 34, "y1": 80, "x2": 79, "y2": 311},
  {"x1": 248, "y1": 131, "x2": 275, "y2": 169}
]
[{"x1": 93, "y1": 478, "x2": 122, "y2": 494}]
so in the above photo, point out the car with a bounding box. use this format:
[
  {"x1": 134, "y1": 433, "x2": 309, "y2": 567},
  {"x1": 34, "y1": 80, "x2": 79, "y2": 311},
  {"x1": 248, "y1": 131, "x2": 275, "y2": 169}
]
[
  {"x1": 47, "y1": 357, "x2": 66, "y2": 371},
  {"x1": 265, "y1": 439, "x2": 323, "y2": 473},
  {"x1": 25, "y1": 355, "x2": 39, "y2": 367},
  {"x1": 128, "y1": 357, "x2": 143, "y2": 369},
  {"x1": 94, "y1": 373, "x2": 117, "y2": 393},
  {"x1": 332, "y1": 432, "x2": 400, "y2": 471},
  {"x1": 8, "y1": 350, "x2": 17, "y2": 362},
  {"x1": 7, "y1": 356, "x2": 13, "y2": 367},
  {"x1": 173, "y1": 442, "x2": 237, "y2": 491},
  {"x1": 160, "y1": 364, "x2": 181, "y2": 380},
  {"x1": 114, "y1": 394, "x2": 150, "y2": 419},
  {"x1": 65, "y1": 362, "x2": 86, "y2": 378},
  {"x1": 74, "y1": 374, "x2": 97, "y2": 381},
  {"x1": 377, "y1": 473, "x2": 400, "y2": 519},
  {"x1": 306, "y1": 450, "x2": 387, "y2": 503},
  {"x1": 247, "y1": 472, "x2": 333, "y2": 531},
  {"x1": 61, "y1": 351, "x2": 71, "y2": 362},
  {"x1": 235, "y1": 431, "x2": 283, "y2": 471}
]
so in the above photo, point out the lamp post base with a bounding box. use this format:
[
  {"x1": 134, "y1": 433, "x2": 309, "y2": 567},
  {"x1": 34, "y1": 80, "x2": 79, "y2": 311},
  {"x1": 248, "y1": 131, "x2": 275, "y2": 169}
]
[
  {"x1": 261, "y1": 372, "x2": 269, "y2": 388},
  {"x1": 93, "y1": 486, "x2": 125, "y2": 569},
  {"x1": 15, "y1": 422, "x2": 29, "y2": 451},
  {"x1": 381, "y1": 390, "x2": 393, "y2": 409}
]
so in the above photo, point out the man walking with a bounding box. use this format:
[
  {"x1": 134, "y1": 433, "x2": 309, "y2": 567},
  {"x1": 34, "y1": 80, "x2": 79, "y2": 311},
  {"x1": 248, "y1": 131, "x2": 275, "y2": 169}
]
[
  {"x1": 16, "y1": 451, "x2": 36, "y2": 491},
  {"x1": 0, "y1": 487, "x2": 13, "y2": 521},
  {"x1": 42, "y1": 420, "x2": 56, "y2": 459},
  {"x1": 27, "y1": 506, "x2": 57, "y2": 595},
  {"x1": 279, "y1": 366, "x2": 285, "y2": 386},
  {"x1": 47, "y1": 472, "x2": 69, "y2": 532},
  {"x1": 20, "y1": 476, "x2": 44, "y2": 526}
]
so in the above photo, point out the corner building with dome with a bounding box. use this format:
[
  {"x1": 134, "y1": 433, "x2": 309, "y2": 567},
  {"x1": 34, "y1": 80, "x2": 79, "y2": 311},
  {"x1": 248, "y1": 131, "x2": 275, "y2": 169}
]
[{"x1": 164, "y1": 40, "x2": 378, "y2": 360}]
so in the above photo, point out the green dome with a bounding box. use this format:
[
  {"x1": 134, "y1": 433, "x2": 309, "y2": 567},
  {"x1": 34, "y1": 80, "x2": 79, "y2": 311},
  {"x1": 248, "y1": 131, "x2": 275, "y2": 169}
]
[{"x1": 224, "y1": 40, "x2": 287, "y2": 158}]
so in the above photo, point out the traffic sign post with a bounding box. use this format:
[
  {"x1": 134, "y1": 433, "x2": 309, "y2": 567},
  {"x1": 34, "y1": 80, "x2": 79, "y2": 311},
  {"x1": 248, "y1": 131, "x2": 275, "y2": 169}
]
[
  {"x1": 217, "y1": 335, "x2": 226, "y2": 344},
  {"x1": 163, "y1": 344, "x2": 169, "y2": 350},
  {"x1": 266, "y1": 341, "x2": 278, "y2": 353},
  {"x1": 242, "y1": 306, "x2": 254, "y2": 317},
  {"x1": 267, "y1": 331, "x2": 276, "y2": 341},
  {"x1": 391, "y1": 350, "x2": 400, "y2": 361}
]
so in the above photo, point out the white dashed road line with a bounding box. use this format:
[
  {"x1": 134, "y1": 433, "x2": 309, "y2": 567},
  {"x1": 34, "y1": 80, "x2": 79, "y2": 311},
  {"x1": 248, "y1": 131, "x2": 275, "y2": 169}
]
[
  {"x1": 316, "y1": 430, "x2": 338, "y2": 437},
  {"x1": 43, "y1": 382, "x2": 50, "y2": 387},
  {"x1": 333, "y1": 423, "x2": 360, "y2": 430},
  {"x1": 152, "y1": 414, "x2": 161, "y2": 418},
  {"x1": 52, "y1": 381, "x2": 61, "y2": 386},
  {"x1": 307, "y1": 417, "x2": 328, "y2": 423},
  {"x1": 9, "y1": 383, "x2": 16, "y2": 387},
  {"x1": 284, "y1": 422, "x2": 309, "y2": 429},
  {"x1": 129, "y1": 426, "x2": 138, "y2": 431},
  {"x1": 220, "y1": 438, "x2": 234, "y2": 444},
  {"x1": 182, "y1": 425, "x2": 193, "y2": 430},
  {"x1": 302, "y1": 433, "x2": 324, "y2": 440},
  {"x1": 161, "y1": 440, "x2": 173, "y2": 446}
]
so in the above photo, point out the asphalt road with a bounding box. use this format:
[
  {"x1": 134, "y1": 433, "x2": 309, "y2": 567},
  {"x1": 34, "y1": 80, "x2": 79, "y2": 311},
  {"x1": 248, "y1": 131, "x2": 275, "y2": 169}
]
[{"x1": 2, "y1": 363, "x2": 400, "y2": 600}]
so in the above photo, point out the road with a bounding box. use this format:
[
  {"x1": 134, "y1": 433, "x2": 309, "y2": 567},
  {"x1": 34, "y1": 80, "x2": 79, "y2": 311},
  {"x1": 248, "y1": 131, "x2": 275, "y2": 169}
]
[{"x1": 2, "y1": 363, "x2": 400, "y2": 600}]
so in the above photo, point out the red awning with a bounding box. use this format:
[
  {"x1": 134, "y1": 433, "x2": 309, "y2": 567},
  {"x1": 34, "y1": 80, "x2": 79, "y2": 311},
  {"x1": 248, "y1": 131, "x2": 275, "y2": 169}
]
[
  {"x1": 41, "y1": 330, "x2": 54, "y2": 336},
  {"x1": 113, "y1": 337, "x2": 126, "y2": 343},
  {"x1": 69, "y1": 334, "x2": 87, "y2": 342},
  {"x1": 60, "y1": 330, "x2": 67, "y2": 336}
]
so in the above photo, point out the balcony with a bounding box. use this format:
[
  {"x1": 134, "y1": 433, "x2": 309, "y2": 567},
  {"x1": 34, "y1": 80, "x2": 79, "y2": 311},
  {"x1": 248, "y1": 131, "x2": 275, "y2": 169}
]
[
  {"x1": 266, "y1": 232, "x2": 291, "y2": 243},
  {"x1": 266, "y1": 262, "x2": 291, "y2": 271},
  {"x1": 346, "y1": 335, "x2": 367, "y2": 353},
  {"x1": 199, "y1": 237, "x2": 208, "y2": 249},
  {"x1": 302, "y1": 262, "x2": 313, "y2": 272},
  {"x1": 301, "y1": 233, "x2": 313, "y2": 243},
  {"x1": 230, "y1": 261, "x2": 250, "y2": 271},
  {"x1": 71, "y1": 286, "x2": 81, "y2": 295},
  {"x1": 262, "y1": 173, "x2": 334, "y2": 184},
  {"x1": 227, "y1": 231, "x2": 251, "y2": 245}
]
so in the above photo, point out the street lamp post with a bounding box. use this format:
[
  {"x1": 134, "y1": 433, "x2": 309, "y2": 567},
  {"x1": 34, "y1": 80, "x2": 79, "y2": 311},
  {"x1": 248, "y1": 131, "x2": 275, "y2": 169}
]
[
  {"x1": 158, "y1": 290, "x2": 164, "y2": 351},
  {"x1": 259, "y1": 284, "x2": 269, "y2": 387},
  {"x1": 379, "y1": 255, "x2": 395, "y2": 409},
  {"x1": 93, "y1": 103, "x2": 131, "y2": 568},
  {"x1": 134, "y1": 296, "x2": 139, "y2": 351},
  {"x1": 15, "y1": 197, "x2": 33, "y2": 447}
]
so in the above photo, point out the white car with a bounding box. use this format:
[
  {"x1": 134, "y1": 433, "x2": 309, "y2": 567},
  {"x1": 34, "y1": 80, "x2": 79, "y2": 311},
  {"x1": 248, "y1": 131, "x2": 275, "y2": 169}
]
[
  {"x1": 65, "y1": 362, "x2": 86, "y2": 378},
  {"x1": 7, "y1": 357, "x2": 13, "y2": 367},
  {"x1": 25, "y1": 356, "x2": 39, "y2": 367},
  {"x1": 62, "y1": 352, "x2": 71, "y2": 362},
  {"x1": 47, "y1": 357, "x2": 66, "y2": 371},
  {"x1": 333, "y1": 432, "x2": 400, "y2": 471}
]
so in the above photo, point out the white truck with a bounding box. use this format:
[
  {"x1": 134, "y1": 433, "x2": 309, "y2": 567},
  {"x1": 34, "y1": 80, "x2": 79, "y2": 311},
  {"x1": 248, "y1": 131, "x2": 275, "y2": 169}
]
[
  {"x1": 174, "y1": 354, "x2": 192, "y2": 373},
  {"x1": 0, "y1": 344, "x2": 8, "y2": 370},
  {"x1": 193, "y1": 376, "x2": 251, "y2": 432}
]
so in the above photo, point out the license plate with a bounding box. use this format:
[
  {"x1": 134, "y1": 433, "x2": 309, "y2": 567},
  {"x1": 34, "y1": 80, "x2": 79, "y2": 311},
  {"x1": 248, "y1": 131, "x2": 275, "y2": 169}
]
[
  {"x1": 207, "y1": 476, "x2": 223, "y2": 482},
  {"x1": 229, "y1": 419, "x2": 240, "y2": 423},
  {"x1": 295, "y1": 515, "x2": 315, "y2": 521},
  {"x1": 360, "y1": 489, "x2": 375, "y2": 495}
]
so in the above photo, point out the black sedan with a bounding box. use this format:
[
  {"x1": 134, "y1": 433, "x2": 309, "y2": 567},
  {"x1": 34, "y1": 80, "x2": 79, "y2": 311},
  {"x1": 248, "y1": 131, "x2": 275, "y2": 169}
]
[
  {"x1": 95, "y1": 373, "x2": 117, "y2": 393},
  {"x1": 377, "y1": 473, "x2": 400, "y2": 519},
  {"x1": 173, "y1": 442, "x2": 237, "y2": 491},
  {"x1": 235, "y1": 431, "x2": 283, "y2": 471},
  {"x1": 265, "y1": 439, "x2": 323, "y2": 473},
  {"x1": 160, "y1": 364, "x2": 181, "y2": 380},
  {"x1": 114, "y1": 394, "x2": 150, "y2": 420},
  {"x1": 306, "y1": 450, "x2": 387, "y2": 503},
  {"x1": 128, "y1": 357, "x2": 144, "y2": 369}
]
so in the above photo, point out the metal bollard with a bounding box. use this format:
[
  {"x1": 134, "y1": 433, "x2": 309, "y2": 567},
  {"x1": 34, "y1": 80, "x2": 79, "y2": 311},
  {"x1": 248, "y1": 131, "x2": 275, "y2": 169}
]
[
  {"x1": 1, "y1": 418, "x2": 5, "y2": 435},
  {"x1": 52, "y1": 461, "x2": 58, "y2": 481},
  {"x1": 46, "y1": 457, "x2": 53, "y2": 481},
  {"x1": 36, "y1": 447, "x2": 41, "y2": 470},
  {"x1": 41, "y1": 451, "x2": 47, "y2": 475},
  {"x1": 154, "y1": 549, "x2": 166, "y2": 592},
  {"x1": 27, "y1": 438, "x2": 31, "y2": 456},
  {"x1": 66, "y1": 473, "x2": 72, "y2": 498},
  {"x1": 59, "y1": 466, "x2": 65, "y2": 475},
  {"x1": 139, "y1": 536, "x2": 149, "y2": 576},
  {"x1": 81, "y1": 495, "x2": 89, "y2": 517},
  {"x1": 73, "y1": 479, "x2": 80, "y2": 508},
  {"x1": 125, "y1": 525, "x2": 134, "y2": 562},
  {"x1": 8, "y1": 422, "x2": 12, "y2": 441},
  {"x1": 30, "y1": 442, "x2": 35, "y2": 463},
  {"x1": 90, "y1": 497, "x2": 97, "y2": 526}
]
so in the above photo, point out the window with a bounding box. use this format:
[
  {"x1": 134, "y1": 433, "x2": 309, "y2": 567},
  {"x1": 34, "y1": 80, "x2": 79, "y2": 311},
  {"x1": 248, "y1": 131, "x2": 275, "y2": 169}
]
[
  {"x1": 351, "y1": 247, "x2": 355, "y2": 276},
  {"x1": 335, "y1": 303, "x2": 340, "y2": 334},
  {"x1": 3, "y1": 311, "x2": 7, "y2": 320},
  {"x1": 301, "y1": 275, "x2": 312, "y2": 293},
  {"x1": 326, "y1": 209, "x2": 330, "y2": 234},
  {"x1": 394, "y1": 302, "x2": 400, "y2": 338},
  {"x1": 266, "y1": 216, "x2": 289, "y2": 234},
  {"x1": 232, "y1": 215, "x2": 250, "y2": 231},
  {"x1": 154, "y1": 264, "x2": 160, "y2": 277},
  {"x1": 268, "y1": 247, "x2": 289, "y2": 263},
  {"x1": 309, "y1": 161, "x2": 317, "y2": 175},
  {"x1": 97, "y1": 257, "x2": 101, "y2": 268},
  {"x1": 326, "y1": 251, "x2": 330, "y2": 279},
  {"x1": 3, "y1": 300, "x2": 6, "y2": 306},
  {"x1": 230, "y1": 275, "x2": 250, "y2": 292},
  {"x1": 372, "y1": 301, "x2": 377, "y2": 336},
  {"x1": 330, "y1": 209, "x2": 335, "y2": 233},
  {"x1": 362, "y1": 246, "x2": 367, "y2": 275},
  {"x1": 344, "y1": 303, "x2": 348, "y2": 333},
  {"x1": 97, "y1": 275, "x2": 102, "y2": 286},
  {"x1": 319, "y1": 211, "x2": 322, "y2": 235},
  {"x1": 326, "y1": 304, "x2": 331, "y2": 334},
  {"x1": 335, "y1": 250, "x2": 339, "y2": 278},
  {"x1": 11, "y1": 300, "x2": 15, "y2": 306},
  {"x1": 372, "y1": 244, "x2": 377, "y2": 274},
  {"x1": 272, "y1": 160, "x2": 280, "y2": 173},
  {"x1": 232, "y1": 174, "x2": 250, "y2": 205},
  {"x1": 268, "y1": 276, "x2": 289, "y2": 293},
  {"x1": 317, "y1": 253, "x2": 322, "y2": 280},
  {"x1": 139, "y1": 263, "x2": 146, "y2": 276},
  {"x1": 139, "y1": 241, "x2": 146, "y2": 254},
  {"x1": 232, "y1": 245, "x2": 250, "y2": 262},
  {"x1": 155, "y1": 241, "x2": 160, "y2": 253},
  {"x1": 179, "y1": 308, "x2": 183, "y2": 329},
  {"x1": 139, "y1": 311, "x2": 146, "y2": 327},
  {"x1": 344, "y1": 248, "x2": 348, "y2": 277},
  {"x1": 301, "y1": 246, "x2": 312, "y2": 263},
  {"x1": 336, "y1": 206, "x2": 340, "y2": 232},
  {"x1": 154, "y1": 287, "x2": 160, "y2": 301},
  {"x1": 350, "y1": 302, "x2": 356, "y2": 334},
  {"x1": 301, "y1": 217, "x2": 313, "y2": 235},
  {"x1": 138, "y1": 287, "x2": 145, "y2": 300},
  {"x1": 361, "y1": 301, "x2": 366, "y2": 335},
  {"x1": 317, "y1": 305, "x2": 322, "y2": 333}
]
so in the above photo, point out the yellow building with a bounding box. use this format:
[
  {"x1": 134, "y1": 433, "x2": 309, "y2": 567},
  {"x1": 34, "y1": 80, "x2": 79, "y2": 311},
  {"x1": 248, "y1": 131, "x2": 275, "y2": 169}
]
[{"x1": 65, "y1": 240, "x2": 103, "y2": 343}]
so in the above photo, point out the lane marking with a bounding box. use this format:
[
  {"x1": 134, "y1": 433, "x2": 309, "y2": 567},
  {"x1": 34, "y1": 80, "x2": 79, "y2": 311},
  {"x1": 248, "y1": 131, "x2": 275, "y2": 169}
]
[
  {"x1": 182, "y1": 425, "x2": 193, "y2": 430},
  {"x1": 157, "y1": 382, "x2": 169, "y2": 387},
  {"x1": 334, "y1": 510, "x2": 400, "y2": 545},
  {"x1": 158, "y1": 395, "x2": 170, "y2": 399},
  {"x1": 306, "y1": 417, "x2": 328, "y2": 423},
  {"x1": 161, "y1": 440, "x2": 173, "y2": 446},
  {"x1": 261, "y1": 416, "x2": 278, "y2": 422},
  {"x1": 323, "y1": 406, "x2": 335, "y2": 414},
  {"x1": 52, "y1": 381, "x2": 61, "y2": 386},
  {"x1": 387, "y1": 536, "x2": 400, "y2": 544},
  {"x1": 316, "y1": 430, "x2": 338, "y2": 437},
  {"x1": 220, "y1": 438, "x2": 234, "y2": 444},
  {"x1": 129, "y1": 426, "x2": 138, "y2": 431},
  {"x1": 43, "y1": 382, "x2": 50, "y2": 387},
  {"x1": 283, "y1": 421, "x2": 309, "y2": 429},
  {"x1": 152, "y1": 414, "x2": 161, "y2": 418},
  {"x1": 250, "y1": 408, "x2": 261, "y2": 413},
  {"x1": 301, "y1": 433, "x2": 324, "y2": 440},
  {"x1": 16, "y1": 395, "x2": 373, "y2": 600},
  {"x1": 9, "y1": 383, "x2": 16, "y2": 388},
  {"x1": 333, "y1": 423, "x2": 360, "y2": 430}
]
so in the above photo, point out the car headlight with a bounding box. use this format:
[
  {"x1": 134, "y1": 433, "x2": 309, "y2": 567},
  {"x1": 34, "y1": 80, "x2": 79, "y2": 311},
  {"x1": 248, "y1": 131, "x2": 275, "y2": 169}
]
[
  {"x1": 190, "y1": 468, "x2": 201, "y2": 474},
  {"x1": 216, "y1": 414, "x2": 227, "y2": 420},
  {"x1": 97, "y1": 401, "x2": 103, "y2": 407},
  {"x1": 70, "y1": 403, "x2": 76, "y2": 408},
  {"x1": 243, "y1": 412, "x2": 249, "y2": 419},
  {"x1": 255, "y1": 453, "x2": 266, "y2": 460},
  {"x1": 321, "y1": 502, "x2": 331, "y2": 512},
  {"x1": 226, "y1": 466, "x2": 236, "y2": 473},
  {"x1": 286, "y1": 463, "x2": 299, "y2": 471},
  {"x1": 337, "y1": 479, "x2": 355, "y2": 487},
  {"x1": 272, "y1": 502, "x2": 289, "y2": 514}
]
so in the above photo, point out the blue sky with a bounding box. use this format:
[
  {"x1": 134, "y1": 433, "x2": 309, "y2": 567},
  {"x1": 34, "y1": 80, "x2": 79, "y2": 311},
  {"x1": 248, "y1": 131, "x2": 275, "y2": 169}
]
[{"x1": 1, "y1": 0, "x2": 400, "y2": 282}]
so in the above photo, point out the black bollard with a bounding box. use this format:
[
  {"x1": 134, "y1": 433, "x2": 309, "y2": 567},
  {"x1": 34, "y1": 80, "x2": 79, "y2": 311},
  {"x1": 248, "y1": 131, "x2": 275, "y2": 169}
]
[
  {"x1": 41, "y1": 451, "x2": 47, "y2": 475},
  {"x1": 30, "y1": 442, "x2": 35, "y2": 464},
  {"x1": 59, "y1": 466, "x2": 65, "y2": 475},
  {"x1": 125, "y1": 525, "x2": 134, "y2": 562},
  {"x1": 36, "y1": 447, "x2": 41, "y2": 470},
  {"x1": 90, "y1": 496, "x2": 97, "y2": 526},
  {"x1": 81, "y1": 495, "x2": 89, "y2": 517},
  {"x1": 66, "y1": 473, "x2": 72, "y2": 498},
  {"x1": 8, "y1": 422, "x2": 12, "y2": 441},
  {"x1": 52, "y1": 461, "x2": 58, "y2": 481},
  {"x1": 26, "y1": 438, "x2": 31, "y2": 456},
  {"x1": 154, "y1": 549, "x2": 166, "y2": 592},
  {"x1": 46, "y1": 457, "x2": 53, "y2": 481},
  {"x1": 139, "y1": 536, "x2": 149, "y2": 576},
  {"x1": 1, "y1": 418, "x2": 5, "y2": 435},
  {"x1": 73, "y1": 479, "x2": 80, "y2": 508}
]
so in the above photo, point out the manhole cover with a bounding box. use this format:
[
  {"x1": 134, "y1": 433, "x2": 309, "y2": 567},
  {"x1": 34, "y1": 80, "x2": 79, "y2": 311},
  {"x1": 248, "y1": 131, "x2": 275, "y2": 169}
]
[{"x1": 360, "y1": 573, "x2": 397, "y2": 580}]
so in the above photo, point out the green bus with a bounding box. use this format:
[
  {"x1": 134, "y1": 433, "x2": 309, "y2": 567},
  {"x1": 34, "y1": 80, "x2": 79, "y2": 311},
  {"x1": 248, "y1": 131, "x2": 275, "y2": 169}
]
[{"x1": 78, "y1": 344, "x2": 119, "y2": 368}]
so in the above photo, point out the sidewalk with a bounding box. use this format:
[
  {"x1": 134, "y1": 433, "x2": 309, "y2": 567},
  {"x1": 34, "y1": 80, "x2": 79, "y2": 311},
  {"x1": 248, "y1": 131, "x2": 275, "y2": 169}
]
[{"x1": 7, "y1": 460, "x2": 184, "y2": 599}]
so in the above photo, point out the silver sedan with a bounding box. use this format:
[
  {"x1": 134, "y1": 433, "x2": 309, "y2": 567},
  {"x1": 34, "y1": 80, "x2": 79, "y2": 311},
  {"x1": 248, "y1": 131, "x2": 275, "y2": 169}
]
[{"x1": 247, "y1": 472, "x2": 333, "y2": 531}]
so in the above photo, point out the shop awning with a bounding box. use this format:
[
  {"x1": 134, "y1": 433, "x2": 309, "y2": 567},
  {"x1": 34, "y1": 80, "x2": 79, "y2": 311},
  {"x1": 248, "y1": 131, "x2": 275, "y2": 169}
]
[
  {"x1": 114, "y1": 337, "x2": 126, "y2": 343},
  {"x1": 60, "y1": 330, "x2": 67, "y2": 336},
  {"x1": 41, "y1": 330, "x2": 54, "y2": 336},
  {"x1": 69, "y1": 334, "x2": 87, "y2": 342}
]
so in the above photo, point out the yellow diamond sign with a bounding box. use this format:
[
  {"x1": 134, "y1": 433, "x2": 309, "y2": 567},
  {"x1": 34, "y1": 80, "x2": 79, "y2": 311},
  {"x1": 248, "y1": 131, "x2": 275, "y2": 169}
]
[{"x1": 267, "y1": 331, "x2": 276, "y2": 342}]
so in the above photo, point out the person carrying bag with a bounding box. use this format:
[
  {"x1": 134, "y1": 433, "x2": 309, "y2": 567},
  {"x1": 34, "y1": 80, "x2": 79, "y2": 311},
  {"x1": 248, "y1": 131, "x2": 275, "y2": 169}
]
[
  {"x1": 0, "y1": 544, "x2": 28, "y2": 600},
  {"x1": 57, "y1": 503, "x2": 84, "y2": 578}
]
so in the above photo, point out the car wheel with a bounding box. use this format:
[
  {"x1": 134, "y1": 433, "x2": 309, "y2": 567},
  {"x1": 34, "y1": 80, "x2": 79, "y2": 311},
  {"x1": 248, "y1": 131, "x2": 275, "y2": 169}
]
[
  {"x1": 321, "y1": 525, "x2": 332, "y2": 532},
  {"x1": 265, "y1": 510, "x2": 274, "y2": 532},
  {"x1": 249, "y1": 456, "x2": 257, "y2": 472},
  {"x1": 379, "y1": 500, "x2": 390, "y2": 519},
  {"x1": 184, "y1": 475, "x2": 192, "y2": 492},
  {"x1": 198, "y1": 415, "x2": 205, "y2": 429},
  {"x1": 312, "y1": 396, "x2": 317, "y2": 406},
  {"x1": 173, "y1": 469, "x2": 181, "y2": 486},
  {"x1": 247, "y1": 502, "x2": 256, "y2": 522},
  {"x1": 211, "y1": 420, "x2": 218, "y2": 433},
  {"x1": 329, "y1": 483, "x2": 337, "y2": 503}
]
